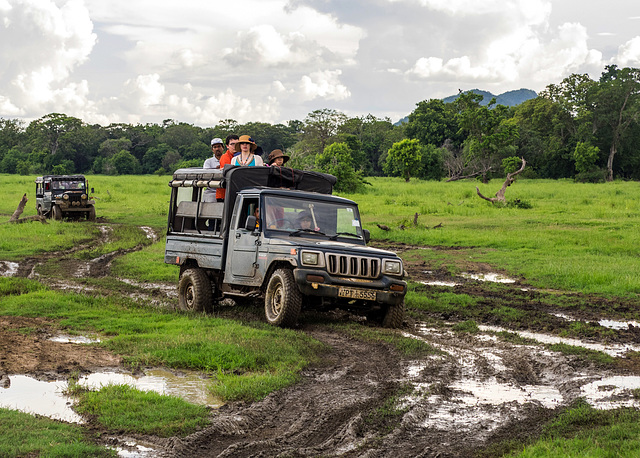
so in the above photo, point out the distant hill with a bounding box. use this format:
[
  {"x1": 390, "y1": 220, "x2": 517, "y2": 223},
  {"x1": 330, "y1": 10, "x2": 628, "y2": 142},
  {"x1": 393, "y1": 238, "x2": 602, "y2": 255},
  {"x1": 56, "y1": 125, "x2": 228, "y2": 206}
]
[
  {"x1": 395, "y1": 88, "x2": 537, "y2": 125},
  {"x1": 442, "y1": 88, "x2": 537, "y2": 106}
]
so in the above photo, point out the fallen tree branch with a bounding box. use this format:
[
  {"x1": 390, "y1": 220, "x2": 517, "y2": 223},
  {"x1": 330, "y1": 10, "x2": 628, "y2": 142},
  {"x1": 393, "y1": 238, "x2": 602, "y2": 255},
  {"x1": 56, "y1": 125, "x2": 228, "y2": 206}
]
[{"x1": 476, "y1": 158, "x2": 526, "y2": 204}]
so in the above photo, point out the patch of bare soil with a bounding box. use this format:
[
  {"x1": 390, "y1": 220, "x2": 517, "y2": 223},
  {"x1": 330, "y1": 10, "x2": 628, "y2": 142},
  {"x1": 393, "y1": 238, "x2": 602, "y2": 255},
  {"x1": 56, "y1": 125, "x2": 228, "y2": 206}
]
[
  {"x1": 3, "y1": 233, "x2": 640, "y2": 457},
  {"x1": 0, "y1": 316, "x2": 121, "y2": 379}
]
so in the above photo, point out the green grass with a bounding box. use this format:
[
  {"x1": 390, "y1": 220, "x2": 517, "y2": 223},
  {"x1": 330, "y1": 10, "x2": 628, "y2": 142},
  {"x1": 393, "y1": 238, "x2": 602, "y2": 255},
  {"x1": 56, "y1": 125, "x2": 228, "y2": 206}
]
[
  {"x1": 0, "y1": 219, "x2": 96, "y2": 260},
  {"x1": 343, "y1": 178, "x2": 640, "y2": 296},
  {"x1": 111, "y1": 236, "x2": 179, "y2": 282},
  {"x1": 0, "y1": 173, "x2": 171, "y2": 226},
  {"x1": 508, "y1": 400, "x2": 640, "y2": 457},
  {"x1": 0, "y1": 409, "x2": 114, "y2": 457},
  {"x1": 0, "y1": 278, "x2": 324, "y2": 402},
  {"x1": 71, "y1": 383, "x2": 210, "y2": 437}
]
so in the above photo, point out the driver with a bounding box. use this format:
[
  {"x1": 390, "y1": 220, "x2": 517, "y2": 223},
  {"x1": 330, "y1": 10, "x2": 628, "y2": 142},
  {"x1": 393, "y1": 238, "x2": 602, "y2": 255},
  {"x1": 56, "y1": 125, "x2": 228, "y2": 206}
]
[{"x1": 296, "y1": 211, "x2": 316, "y2": 230}]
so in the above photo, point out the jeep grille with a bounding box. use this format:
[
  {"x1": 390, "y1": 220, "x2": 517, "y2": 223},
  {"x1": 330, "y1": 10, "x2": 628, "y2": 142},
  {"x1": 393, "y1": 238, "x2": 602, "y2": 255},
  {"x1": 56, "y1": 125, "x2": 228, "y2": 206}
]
[{"x1": 325, "y1": 253, "x2": 380, "y2": 279}]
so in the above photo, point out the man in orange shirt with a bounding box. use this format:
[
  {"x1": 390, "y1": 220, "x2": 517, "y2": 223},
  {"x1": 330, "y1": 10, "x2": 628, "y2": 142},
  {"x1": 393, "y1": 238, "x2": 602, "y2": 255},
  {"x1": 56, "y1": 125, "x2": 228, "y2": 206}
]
[{"x1": 216, "y1": 135, "x2": 239, "y2": 201}]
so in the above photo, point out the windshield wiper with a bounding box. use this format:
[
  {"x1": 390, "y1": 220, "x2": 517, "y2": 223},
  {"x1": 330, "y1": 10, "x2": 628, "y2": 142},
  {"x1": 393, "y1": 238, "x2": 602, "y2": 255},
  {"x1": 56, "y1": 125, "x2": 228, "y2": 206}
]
[
  {"x1": 328, "y1": 232, "x2": 361, "y2": 241},
  {"x1": 289, "y1": 228, "x2": 328, "y2": 237}
]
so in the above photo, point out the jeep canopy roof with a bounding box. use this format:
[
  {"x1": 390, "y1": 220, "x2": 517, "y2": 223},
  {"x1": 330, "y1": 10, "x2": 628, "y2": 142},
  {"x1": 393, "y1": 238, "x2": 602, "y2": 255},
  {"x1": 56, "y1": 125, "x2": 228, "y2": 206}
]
[
  {"x1": 169, "y1": 165, "x2": 336, "y2": 197},
  {"x1": 36, "y1": 175, "x2": 87, "y2": 183}
]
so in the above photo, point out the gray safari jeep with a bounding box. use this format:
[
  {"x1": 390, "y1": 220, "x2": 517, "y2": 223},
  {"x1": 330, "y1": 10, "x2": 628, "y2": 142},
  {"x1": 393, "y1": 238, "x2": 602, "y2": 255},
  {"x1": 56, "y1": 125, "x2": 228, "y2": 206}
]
[
  {"x1": 164, "y1": 166, "x2": 407, "y2": 327},
  {"x1": 35, "y1": 175, "x2": 96, "y2": 221}
]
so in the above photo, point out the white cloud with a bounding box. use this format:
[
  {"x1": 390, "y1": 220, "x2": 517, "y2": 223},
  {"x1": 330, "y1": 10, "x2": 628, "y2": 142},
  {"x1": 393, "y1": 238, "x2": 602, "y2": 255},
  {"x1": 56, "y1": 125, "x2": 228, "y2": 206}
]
[
  {"x1": 300, "y1": 70, "x2": 351, "y2": 101},
  {"x1": 123, "y1": 73, "x2": 165, "y2": 108},
  {"x1": 408, "y1": 19, "x2": 603, "y2": 88},
  {"x1": 0, "y1": 0, "x2": 96, "y2": 116},
  {"x1": 616, "y1": 37, "x2": 640, "y2": 66}
]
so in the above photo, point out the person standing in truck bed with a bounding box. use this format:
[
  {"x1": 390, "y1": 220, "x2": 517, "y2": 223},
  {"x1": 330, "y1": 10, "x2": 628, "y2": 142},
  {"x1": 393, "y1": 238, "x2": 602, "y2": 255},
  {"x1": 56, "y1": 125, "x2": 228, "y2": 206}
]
[
  {"x1": 216, "y1": 134, "x2": 239, "y2": 202},
  {"x1": 203, "y1": 138, "x2": 225, "y2": 202},
  {"x1": 231, "y1": 135, "x2": 264, "y2": 167}
]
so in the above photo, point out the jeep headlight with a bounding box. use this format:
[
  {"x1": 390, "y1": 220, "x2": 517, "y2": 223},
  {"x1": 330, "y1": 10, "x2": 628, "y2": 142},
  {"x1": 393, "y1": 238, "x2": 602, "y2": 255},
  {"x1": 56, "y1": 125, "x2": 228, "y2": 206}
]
[
  {"x1": 81, "y1": 193, "x2": 87, "y2": 200},
  {"x1": 383, "y1": 259, "x2": 402, "y2": 275},
  {"x1": 63, "y1": 194, "x2": 69, "y2": 200},
  {"x1": 301, "y1": 251, "x2": 319, "y2": 266}
]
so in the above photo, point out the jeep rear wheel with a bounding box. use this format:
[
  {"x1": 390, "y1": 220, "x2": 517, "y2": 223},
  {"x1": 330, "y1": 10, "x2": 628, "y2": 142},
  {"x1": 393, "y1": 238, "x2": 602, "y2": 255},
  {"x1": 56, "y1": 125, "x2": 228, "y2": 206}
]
[
  {"x1": 178, "y1": 268, "x2": 212, "y2": 313},
  {"x1": 381, "y1": 300, "x2": 405, "y2": 328},
  {"x1": 52, "y1": 205, "x2": 62, "y2": 220},
  {"x1": 265, "y1": 268, "x2": 301, "y2": 327}
]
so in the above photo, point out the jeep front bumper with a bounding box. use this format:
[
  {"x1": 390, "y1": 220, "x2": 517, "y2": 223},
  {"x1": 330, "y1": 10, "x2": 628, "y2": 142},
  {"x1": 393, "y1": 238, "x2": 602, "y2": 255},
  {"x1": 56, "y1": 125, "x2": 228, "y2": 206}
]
[{"x1": 293, "y1": 268, "x2": 406, "y2": 305}]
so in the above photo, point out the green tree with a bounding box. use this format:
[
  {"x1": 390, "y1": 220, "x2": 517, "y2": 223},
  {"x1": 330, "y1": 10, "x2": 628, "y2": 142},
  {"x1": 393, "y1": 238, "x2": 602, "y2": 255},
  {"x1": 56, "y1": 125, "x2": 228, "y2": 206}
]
[
  {"x1": 142, "y1": 144, "x2": 173, "y2": 174},
  {"x1": 592, "y1": 66, "x2": 640, "y2": 181},
  {"x1": 299, "y1": 109, "x2": 348, "y2": 156},
  {"x1": 406, "y1": 99, "x2": 459, "y2": 148},
  {"x1": 26, "y1": 113, "x2": 83, "y2": 156},
  {"x1": 384, "y1": 139, "x2": 422, "y2": 182},
  {"x1": 418, "y1": 144, "x2": 445, "y2": 181},
  {"x1": 573, "y1": 142, "x2": 600, "y2": 174},
  {"x1": 110, "y1": 150, "x2": 141, "y2": 174},
  {"x1": 314, "y1": 142, "x2": 367, "y2": 193}
]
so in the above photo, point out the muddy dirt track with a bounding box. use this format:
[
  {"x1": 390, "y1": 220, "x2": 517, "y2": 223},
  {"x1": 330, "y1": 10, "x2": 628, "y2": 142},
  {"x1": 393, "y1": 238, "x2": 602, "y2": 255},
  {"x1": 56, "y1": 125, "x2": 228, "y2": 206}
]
[{"x1": 2, "y1": 225, "x2": 640, "y2": 457}]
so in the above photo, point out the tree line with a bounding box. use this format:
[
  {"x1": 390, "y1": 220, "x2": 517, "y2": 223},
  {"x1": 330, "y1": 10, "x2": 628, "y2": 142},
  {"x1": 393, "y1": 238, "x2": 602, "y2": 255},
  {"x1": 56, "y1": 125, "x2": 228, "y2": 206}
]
[{"x1": 1, "y1": 65, "x2": 639, "y2": 192}]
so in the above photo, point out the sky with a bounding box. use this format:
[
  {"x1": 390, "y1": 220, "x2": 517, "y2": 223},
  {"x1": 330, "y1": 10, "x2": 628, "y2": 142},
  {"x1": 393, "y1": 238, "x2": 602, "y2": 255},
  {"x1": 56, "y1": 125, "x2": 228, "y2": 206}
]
[{"x1": 1, "y1": 0, "x2": 640, "y2": 127}]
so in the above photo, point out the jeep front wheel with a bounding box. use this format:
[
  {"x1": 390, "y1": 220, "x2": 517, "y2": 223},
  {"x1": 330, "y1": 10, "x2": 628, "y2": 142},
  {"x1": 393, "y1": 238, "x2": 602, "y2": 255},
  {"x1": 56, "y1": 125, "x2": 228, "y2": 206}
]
[
  {"x1": 381, "y1": 300, "x2": 405, "y2": 328},
  {"x1": 52, "y1": 205, "x2": 62, "y2": 220},
  {"x1": 86, "y1": 205, "x2": 96, "y2": 221},
  {"x1": 264, "y1": 268, "x2": 301, "y2": 327},
  {"x1": 178, "y1": 268, "x2": 212, "y2": 313}
]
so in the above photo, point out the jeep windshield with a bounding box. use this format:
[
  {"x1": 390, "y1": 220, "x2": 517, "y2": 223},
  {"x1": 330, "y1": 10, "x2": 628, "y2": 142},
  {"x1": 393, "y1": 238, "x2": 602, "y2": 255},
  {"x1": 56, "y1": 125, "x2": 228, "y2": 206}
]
[
  {"x1": 263, "y1": 195, "x2": 363, "y2": 241},
  {"x1": 52, "y1": 179, "x2": 85, "y2": 191}
]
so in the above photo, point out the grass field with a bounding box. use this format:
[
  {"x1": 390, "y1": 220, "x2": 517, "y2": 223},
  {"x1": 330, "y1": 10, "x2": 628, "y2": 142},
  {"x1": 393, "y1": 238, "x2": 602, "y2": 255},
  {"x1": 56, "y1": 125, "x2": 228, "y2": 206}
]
[
  {"x1": 2, "y1": 173, "x2": 640, "y2": 456},
  {"x1": 2, "y1": 173, "x2": 639, "y2": 296}
]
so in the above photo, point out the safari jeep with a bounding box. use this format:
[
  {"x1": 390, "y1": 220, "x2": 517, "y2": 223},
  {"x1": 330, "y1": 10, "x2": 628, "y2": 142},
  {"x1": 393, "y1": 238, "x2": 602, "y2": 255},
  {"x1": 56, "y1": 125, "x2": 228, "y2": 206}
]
[
  {"x1": 35, "y1": 175, "x2": 96, "y2": 221},
  {"x1": 164, "y1": 166, "x2": 407, "y2": 328}
]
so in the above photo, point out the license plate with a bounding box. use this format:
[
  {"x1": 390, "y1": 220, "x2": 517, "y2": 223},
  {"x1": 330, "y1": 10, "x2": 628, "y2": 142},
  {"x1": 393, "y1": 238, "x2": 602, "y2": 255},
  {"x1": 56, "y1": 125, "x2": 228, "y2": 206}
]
[{"x1": 338, "y1": 287, "x2": 377, "y2": 301}]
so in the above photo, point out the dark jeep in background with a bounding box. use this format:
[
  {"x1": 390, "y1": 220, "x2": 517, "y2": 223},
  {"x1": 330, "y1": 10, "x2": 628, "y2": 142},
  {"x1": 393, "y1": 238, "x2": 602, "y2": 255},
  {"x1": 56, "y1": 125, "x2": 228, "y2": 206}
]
[
  {"x1": 164, "y1": 166, "x2": 407, "y2": 328},
  {"x1": 35, "y1": 175, "x2": 96, "y2": 221}
]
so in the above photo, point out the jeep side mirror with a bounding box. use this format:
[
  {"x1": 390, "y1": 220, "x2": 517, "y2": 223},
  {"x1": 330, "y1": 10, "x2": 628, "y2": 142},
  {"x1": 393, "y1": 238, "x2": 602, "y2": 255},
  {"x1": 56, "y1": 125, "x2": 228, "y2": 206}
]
[
  {"x1": 363, "y1": 229, "x2": 370, "y2": 244},
  {"x1": 91, "y1": 187, "x2": 94, "y2": 194},
  {"x1": 245, "y1": 215, "x2": 258, "y2": 231}
]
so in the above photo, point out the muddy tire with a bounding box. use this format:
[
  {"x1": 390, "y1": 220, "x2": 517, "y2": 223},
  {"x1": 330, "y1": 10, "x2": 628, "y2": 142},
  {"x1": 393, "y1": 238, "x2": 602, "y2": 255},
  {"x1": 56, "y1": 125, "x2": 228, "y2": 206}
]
[
  {"x1": 178, "y1": 268, "x2": 212, "y2": 313},
  {"x1": 86, "y1": 205, "x2": 96, "y2": 221},
  {"x1": 36, "y1": 205, "x2": 44, "y2": 217},
  {"x1": 52, "y1": 205, "x2": 62, "y2": 220},
  {"x1": 264, "y1": 268, "x2": 301, "y2": 327},
  {"x1": 381, "y1": 300, "x2": 405, "y2": 328}
]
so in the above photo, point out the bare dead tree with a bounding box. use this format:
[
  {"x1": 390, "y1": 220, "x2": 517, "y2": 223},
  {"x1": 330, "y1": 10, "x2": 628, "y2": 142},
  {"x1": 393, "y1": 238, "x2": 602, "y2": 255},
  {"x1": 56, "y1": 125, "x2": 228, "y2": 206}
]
[
  {"x1": 7, "y1": 194, "x2": 47, "y2": 224},
  {"x1": 476, "y1": 157, "x2": 527, "y2": 204}
]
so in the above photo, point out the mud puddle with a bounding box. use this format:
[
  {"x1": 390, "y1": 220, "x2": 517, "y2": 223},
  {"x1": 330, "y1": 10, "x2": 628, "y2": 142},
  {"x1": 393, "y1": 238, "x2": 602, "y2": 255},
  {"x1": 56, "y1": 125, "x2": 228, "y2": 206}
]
[
  {"x1": 0, "y1": 368, "x2": 220, "y2": 424},
  {"x1": 0, "y1": 260, "x2": 19, "y2": 277},
  {"x1": 479, "y1": 324, "x2": 640, "y2": 357}
]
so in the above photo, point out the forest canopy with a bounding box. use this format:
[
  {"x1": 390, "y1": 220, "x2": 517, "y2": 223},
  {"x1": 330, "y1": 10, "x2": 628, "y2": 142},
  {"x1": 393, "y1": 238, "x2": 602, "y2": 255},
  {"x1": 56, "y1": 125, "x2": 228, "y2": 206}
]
[{"x1": 2, "y1": 65, "x2": 639, "y2": 184}]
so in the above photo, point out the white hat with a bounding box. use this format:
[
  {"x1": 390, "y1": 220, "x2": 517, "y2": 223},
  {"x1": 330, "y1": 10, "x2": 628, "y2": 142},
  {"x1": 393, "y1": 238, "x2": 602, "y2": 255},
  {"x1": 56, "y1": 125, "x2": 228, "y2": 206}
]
[{"x1": 211, "y1": 138, "x2": 224, "y2": 146}]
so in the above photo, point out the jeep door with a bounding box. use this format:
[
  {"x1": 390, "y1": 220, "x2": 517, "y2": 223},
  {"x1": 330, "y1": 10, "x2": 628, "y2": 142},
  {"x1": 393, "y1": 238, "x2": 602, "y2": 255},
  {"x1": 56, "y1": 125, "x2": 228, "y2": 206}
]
[{"x1": 226, "y1": 196, "x2": 261, "y2": 281}]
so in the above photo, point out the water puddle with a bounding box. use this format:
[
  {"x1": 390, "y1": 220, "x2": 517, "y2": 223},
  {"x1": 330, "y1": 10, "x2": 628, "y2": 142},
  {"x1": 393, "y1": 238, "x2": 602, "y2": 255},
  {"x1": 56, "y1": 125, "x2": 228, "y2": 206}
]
[
  {"x1": 419, "y1": 280, "x2": 460, "y2": 287},
  {"x1": 111, "y1": 438, "x2": 157, "y2": 457},
  {"x1": 581, "y1": 376, "x2": 640, "y2": 409},
  {"x1": 599, "y1": 319, "x2": 640, "y2": 330},
  {"x1": 0, "y1": 260, "x2": 19, "y2": 277},
  {"x1": 0, "y1": 369, "x2": 221, "y2": 425},
  {"x1": 461, "y1": 272, "x2": 516, "y2": 283},
  {"x1": 49, "y1": 334, "x2": 101, "y2": 344},
  {"x1": 0, "y1": 375, "x2": 83, "y2": 423},
  {"x1": 139, "y1": 226, "x2": 157, "y2": 241},
  {"x1": 118, "y1": 278, "x2": 176, "y2": 296},
  {"x1": 78, "y1": 369, "x2": 222, "y2": 407},
  {"x1": 479, "y1": 325, "x2": 640, "y2": 357}
]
